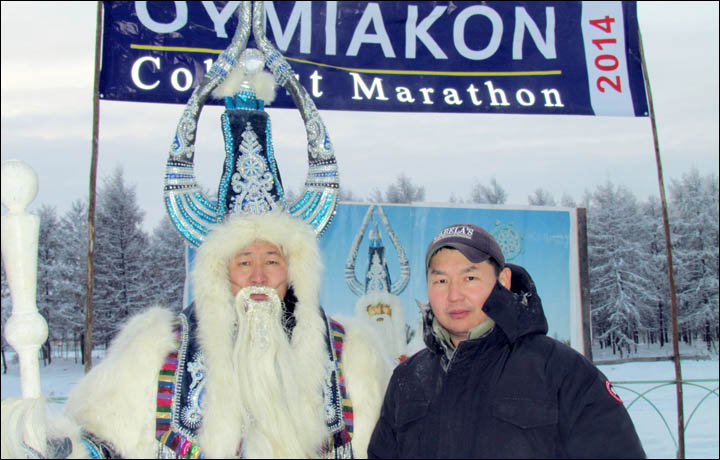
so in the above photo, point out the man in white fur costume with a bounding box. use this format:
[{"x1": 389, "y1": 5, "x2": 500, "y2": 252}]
[
  {"x1": 2, "y1": 4, "x2": 390, "y2": 457},
  {"x1": 355, "y1": 292, "x2": 408, "y2": 363},
  {"x1": 60, "y1": 211, "x2": 391, "y2": 458},
  {"x1": 346, "y1": 208, "x2": 412, "y2": 364},
  {"x1": 63, "y1": 36, "x2": 391, "y2": 457}
]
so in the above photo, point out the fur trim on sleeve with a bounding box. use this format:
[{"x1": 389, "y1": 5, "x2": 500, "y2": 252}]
[
  {"x1": 64, "y1": 306, "x2": 177, "y2": 458},
  {"x1": 335, "y1": 316, "x2": 393, "y2": 458}
]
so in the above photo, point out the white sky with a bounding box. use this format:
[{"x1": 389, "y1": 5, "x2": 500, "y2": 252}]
[{"x1": 1, "y1": 1, "x2": 718, "y2": 231}]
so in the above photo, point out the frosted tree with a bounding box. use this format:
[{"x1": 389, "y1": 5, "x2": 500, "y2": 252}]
[
  {"x1": 145, "y1": 216, "x2": 187, "y2": 313},
  {"x1": 36, "y1": 205, "x2": 64, "y2": 364},
  {"x1": 639, "y1": 196, "x2": 671, "y2": 348},
  {"x1": 54, "y1": 200, "x2": 89, "y2": 360},
  {"x1": 448, "y1": 193, "x2": 466, "y2": 204},
  {"x1": 528, "y1": 188, "x2": 557, "y2": 206},
  {"x1": 367, "y1": 174, "x2": 425, "y2": 203},
  {"x1": 367, "y1": 187, "x2": 384, "y2": 203},
  {"x1": 471, "y1": 177, "x2": 507, "y2": 204},
  {"x1": 560, "y1": 193, "x2": 577, "y2": 207},
  {"x1": 338, "y1": 187, "x2": 363, "y2": 203},
  {"x1": 669, "y1": 169, "x2": 719, "y2": 351},
  {"x1": 385, "y1": 174, "x2": 425, "y2": 203},
  {"x1": 588, "y1": 182, "x2": 654, "y2": 357},
  {"x1": 93, "y1": 167, "x2": 151, "y2": 347}
]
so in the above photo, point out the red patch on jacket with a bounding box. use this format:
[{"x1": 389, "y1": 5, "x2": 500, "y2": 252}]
[{"x1": 605, "y1": 380, "x2": 623, "y2": 404}]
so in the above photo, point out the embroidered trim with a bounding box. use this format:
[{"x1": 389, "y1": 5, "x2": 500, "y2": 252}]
[
  {"x1": 155, "y1": 316, "x2": 204, "y2": 459},
  {"x1": 327, "y1": 319, "x2": 354, "y2": 453},
  {"x1": 180, "y1": 351, "x2": 207, "y2": 429}
]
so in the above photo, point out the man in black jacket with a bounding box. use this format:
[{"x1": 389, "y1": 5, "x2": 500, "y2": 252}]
[{"x1": 368, "y1": 223, "x2": 645, "y2": 459}]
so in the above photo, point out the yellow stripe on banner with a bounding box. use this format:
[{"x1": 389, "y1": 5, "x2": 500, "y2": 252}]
[
  {"x1": 158, "y1": 374, "x2": 176, "y2": 383},
  {"x1": 131, "y1": 44, "x2": 223, "y2": 54},
  {"x1": 129, "y1": 44, "x2": 562, "y2": 77}
]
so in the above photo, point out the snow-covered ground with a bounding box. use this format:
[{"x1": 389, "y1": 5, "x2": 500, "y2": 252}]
[
  {"x1": 598, "y1": 359, "x2": 719, "y2": 459},
  {"x1": 592, "y1": 340, "x2": 717, "y2": 362},
  {"x1": 2, "y1": 356, "x2": 718, "y2": 458}
]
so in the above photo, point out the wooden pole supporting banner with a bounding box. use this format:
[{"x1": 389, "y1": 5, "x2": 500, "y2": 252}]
[
  {"x1": 85, "y1": 0, "x2": 103, "y2": 373},
  {"x1": 637, "y1": 28, "x2": 685, "y2": 460}
]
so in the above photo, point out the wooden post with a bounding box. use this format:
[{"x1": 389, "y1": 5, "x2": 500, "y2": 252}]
[
  {"x1": 85, "y1": 0, "x2": 103, "y2": 373},
  {"x1": 638, "y1": 28, "x2": 685, "y2": 459},
  {"x1": 576, "y1": 207, "x2": 593, "y2": 360}
]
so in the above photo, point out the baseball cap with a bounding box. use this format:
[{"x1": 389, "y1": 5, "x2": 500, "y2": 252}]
[{"x1": 425, "y1": 224, "x2": 505, "y2": 270}]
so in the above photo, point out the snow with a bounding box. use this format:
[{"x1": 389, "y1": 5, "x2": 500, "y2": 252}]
[
  {"x1": 2, "y1": 355, "x2": 718, "y2": 459},
  {"x1": 598, "y1": 359, "x2": 719, "y2": 459}
]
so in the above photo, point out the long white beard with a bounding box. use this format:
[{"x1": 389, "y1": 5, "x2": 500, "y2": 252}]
[
  {"x1": 370, "y1": 314, "x2": 400, "y2": 357},
  {"x1": 231, "y1": 286, "x2": 323, "y2": 458}
]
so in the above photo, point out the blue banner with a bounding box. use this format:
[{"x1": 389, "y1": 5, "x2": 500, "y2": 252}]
[{"x1": 100, "y1": 1, "x2": 648, "y2": 116}]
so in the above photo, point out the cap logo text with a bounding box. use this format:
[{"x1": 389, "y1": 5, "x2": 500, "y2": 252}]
[{"x1": 433, "y1": 226, "x2": 474, "y2": 243}]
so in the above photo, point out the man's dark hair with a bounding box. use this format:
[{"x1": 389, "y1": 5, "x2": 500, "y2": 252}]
[{"x1": 488, "y1": 258, "x2": 502, "y2": 278}]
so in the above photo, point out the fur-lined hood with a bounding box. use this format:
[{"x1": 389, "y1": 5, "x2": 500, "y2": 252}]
[
  {"x1": 192, "y1": 210, "x2": 323, "y2": 311},
  {"x1": 191, "y1": 211, "x2": 329, "y2": 457}
]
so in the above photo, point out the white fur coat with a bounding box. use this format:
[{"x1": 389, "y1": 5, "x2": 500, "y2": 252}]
[{"x1": 63, "y1": 212, "x2": 391, "y2": 458}]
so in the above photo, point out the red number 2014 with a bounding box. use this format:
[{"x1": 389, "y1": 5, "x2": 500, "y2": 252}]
[{"x1": 589, "y1": 16, "x2": 622, "y2": 93}]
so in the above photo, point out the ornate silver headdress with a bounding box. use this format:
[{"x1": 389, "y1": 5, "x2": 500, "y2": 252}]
[
  {"x1": 164, "y1": 1, "x2": 338, "y2": 246},
  {"x1": 345, "y1": 205, "x2": 410, "y2": 297}
]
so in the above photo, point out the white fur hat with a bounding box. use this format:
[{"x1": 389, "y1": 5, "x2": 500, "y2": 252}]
[{"x1": 192, "y1": 211, "x2": 323, "y2": 311}]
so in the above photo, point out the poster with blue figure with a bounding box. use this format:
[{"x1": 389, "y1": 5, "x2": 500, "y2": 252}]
[{"x1": 318, "y1": 202, "x2": 582, "y2": 351}]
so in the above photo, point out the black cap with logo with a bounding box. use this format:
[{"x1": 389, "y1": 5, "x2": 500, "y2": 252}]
[{"x1": 425, "y1": 224, "x2": 505, "y2": 270}]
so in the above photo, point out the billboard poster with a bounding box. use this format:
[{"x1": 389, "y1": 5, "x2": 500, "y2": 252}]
[{"x1": 318, "y1": 202, "x2": 584, "y2": 351}]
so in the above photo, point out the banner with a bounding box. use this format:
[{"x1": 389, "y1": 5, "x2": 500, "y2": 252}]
[{"x1": 100, "y1": 1, "x2": 648, "y2": 116}]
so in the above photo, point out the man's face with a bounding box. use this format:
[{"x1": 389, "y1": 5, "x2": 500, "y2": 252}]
[
  {"x1": 427, "y1": 248, "x2": 510, "y2": 346},
  {"x1": 228, "y1": 240, "x2": 289, "y2": 300}
]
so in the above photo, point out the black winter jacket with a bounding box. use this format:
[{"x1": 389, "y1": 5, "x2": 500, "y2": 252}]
[{"x1": 368, "y1": 264, "x2": 645, "y2": 459}]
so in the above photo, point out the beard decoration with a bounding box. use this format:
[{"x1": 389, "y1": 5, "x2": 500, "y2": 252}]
[
  {"x1": 230, "y1": 285, "x2": 323, "y2": 457},
  {"x1": 233, "y1": 285, "x2": 285, "y2": 353}
]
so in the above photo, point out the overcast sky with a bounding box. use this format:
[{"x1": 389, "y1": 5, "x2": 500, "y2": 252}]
[{"x1": 2, "y1": 1, "x2": 718, "y2": 232}]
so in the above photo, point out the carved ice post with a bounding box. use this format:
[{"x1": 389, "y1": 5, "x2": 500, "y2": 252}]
[{"x1": 1, "y1": 160, "x2": 48, "y2": 400}]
